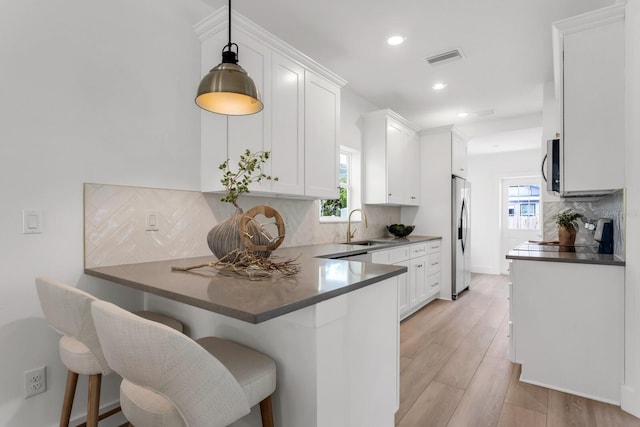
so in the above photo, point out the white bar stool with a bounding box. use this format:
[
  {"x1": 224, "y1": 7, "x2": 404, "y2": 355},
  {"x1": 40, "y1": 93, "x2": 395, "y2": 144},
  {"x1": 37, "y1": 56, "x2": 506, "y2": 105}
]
[
  {"x1": 35, "y1": 276, "x2": 184, "y2": 427},
  {"x1": 91, "y1": 299, "x2": 277, "y2": 427}
]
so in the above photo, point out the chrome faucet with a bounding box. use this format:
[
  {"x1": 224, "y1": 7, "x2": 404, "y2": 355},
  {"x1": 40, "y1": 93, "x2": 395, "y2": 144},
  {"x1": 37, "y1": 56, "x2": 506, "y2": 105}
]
[{"x1": 346, "y1": 209, "x2": 368, "y2": 243}]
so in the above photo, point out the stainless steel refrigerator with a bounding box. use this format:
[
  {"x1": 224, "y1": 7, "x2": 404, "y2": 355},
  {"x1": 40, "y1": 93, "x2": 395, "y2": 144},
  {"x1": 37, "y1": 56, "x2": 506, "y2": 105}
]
[{"x1": 452, "y1": 176, "x2": 471, "y2": 299}]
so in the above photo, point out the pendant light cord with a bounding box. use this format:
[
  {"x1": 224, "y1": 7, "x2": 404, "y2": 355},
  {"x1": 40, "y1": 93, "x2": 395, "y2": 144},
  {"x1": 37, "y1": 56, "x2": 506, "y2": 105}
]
[
  {"x1": 227, "y1": 0, "x2": 232, "y2": 48},
  {"x1": 221, "y1": 0, "x2": 238, "y2": 62}
]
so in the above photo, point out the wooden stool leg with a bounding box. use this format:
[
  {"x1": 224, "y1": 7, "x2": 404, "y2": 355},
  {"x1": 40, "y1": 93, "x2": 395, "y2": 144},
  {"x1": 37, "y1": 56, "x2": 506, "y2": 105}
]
[
  {"x1": 86, "y1": 374, "x2": 101, "y2": 427},
  {"x1": 60, "y1": 370, "x2": 79, "y2": 427},
  {"x1": 259, "y1": 395, "x2": 274, "y2": 427}
]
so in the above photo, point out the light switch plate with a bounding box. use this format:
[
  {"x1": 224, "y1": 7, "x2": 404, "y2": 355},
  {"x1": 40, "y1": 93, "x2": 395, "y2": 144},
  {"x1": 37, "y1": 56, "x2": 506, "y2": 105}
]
[
  {"x1": 22, "y1": 209, "x2": 43, "y2": 234},
  {"x1": 145, "y1": 211, "x2": 159, "y2": 231}
]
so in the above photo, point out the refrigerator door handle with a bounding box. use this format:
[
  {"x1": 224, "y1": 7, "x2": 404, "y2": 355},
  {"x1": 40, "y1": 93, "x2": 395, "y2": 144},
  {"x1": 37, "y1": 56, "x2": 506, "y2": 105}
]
[{"x1": 460, "y1": 198, "x2": 466, "y2": 253}]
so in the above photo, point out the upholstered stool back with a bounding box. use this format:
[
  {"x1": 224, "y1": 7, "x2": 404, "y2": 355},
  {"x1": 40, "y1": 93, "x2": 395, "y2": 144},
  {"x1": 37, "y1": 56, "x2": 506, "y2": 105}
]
[
  {"x1": 36, "y1": 276, "x2": 111, "y2": 376},
  {"x1": 91, "y1": 300, "x2": 251, "y2": 427}
]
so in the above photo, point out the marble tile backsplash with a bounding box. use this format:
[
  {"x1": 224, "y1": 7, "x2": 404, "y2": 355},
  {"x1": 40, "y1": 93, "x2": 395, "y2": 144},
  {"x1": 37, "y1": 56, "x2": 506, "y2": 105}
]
[
  {"x1": 542, "y1": 189, "x2": 624, "y2": 257},
  {"x1": 84, "y1": 183, "x2": 401, "y2": 267}
]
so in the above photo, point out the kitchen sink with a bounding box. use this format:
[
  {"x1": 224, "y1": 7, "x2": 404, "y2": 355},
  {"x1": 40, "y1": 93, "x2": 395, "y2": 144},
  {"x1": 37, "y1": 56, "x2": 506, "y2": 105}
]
[
  {"x1": 342, "y1": 239, "x2": 400, "y2": 246},
  {"x1": 343, "y1": 240, "x2": 382, "y2": 246}
]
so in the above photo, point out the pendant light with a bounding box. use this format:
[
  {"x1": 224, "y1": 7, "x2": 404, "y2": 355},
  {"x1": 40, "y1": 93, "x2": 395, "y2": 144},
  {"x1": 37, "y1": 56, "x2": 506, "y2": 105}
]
[{"x1": 195, "y1": 0, "x2": 263, "y2": 115}]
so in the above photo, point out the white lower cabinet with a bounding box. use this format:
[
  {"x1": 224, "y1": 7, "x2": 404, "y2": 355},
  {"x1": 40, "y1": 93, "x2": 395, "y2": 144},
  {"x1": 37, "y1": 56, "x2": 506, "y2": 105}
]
[
  {"x1": 425, "y1": 239, "x2": 442, "y2": 300},
  {"x1": 395, "y1": 260, "x2": 410, "y2": 316},
  {"x1": 509, "y1": 259, "x2": 623, "y2": 404},
  {"x1": 372, "y1": 241, "x2": 440, "y2": 320}
]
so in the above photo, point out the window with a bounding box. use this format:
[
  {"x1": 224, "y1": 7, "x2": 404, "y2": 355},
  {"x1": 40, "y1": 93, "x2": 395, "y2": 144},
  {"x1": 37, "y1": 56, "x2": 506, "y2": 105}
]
[
  {"x1": 319, "y1": 147, "x2": 361, "y2": 222},
  {"x1": 520, "y1": 203, "x2": 536, "y2": 216},
  {"x1": 507, "y1": 184, "x2": 540, "y2": 230}
]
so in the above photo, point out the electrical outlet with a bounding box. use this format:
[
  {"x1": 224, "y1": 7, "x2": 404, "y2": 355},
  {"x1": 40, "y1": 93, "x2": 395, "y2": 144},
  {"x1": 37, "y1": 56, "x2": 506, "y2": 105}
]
[
  {"x1": 145, "y1": 210, "x2": 160, "y2": 231},
  {"x1": 24, "y1": 366, "x2": 46, "y2": 398}
]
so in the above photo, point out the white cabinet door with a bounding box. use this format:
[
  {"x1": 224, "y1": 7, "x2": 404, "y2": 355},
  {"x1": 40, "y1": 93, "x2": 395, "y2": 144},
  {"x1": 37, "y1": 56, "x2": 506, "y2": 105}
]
[
  {"x1": 562, "y1": 19, "x2": 624, "y2": 193},
  {"x1": 200, "y1": 28, "x2": 229, "y2": 193},
  {"x1": 404, "y1": 130, "x2": 420, "y2": 205},
  {"x1": 395, "y1": 260, "x2": 410, "y2": 317},
  {"x1": 386, "y1": 118, "x2": 405, "y2": 205},
  {"x1": 451, "y1": 132, "x2": 467, "y2": 178},
  {"x1": 410, "y1": 256, "x2": 427, "y2": 306},
  {"x1": 510, "y1": 259, "x2": 623, "y2": 403},
  {"x1": 270, "y1": 52, "x2": 305, "y2": 195},
  {"x1": 304, "y1": 71, "x2": 340, "y2": 199}
]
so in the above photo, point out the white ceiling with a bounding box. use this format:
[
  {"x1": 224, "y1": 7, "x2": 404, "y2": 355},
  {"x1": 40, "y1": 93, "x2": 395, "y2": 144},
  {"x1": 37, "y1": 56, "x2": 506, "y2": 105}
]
[{"x1": 198, "y1": 0, "x2": 615, "y2": 144}]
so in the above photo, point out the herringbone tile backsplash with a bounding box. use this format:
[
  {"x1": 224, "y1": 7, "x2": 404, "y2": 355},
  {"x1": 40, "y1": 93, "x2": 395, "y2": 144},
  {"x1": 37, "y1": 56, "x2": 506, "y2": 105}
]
[{"x1": 84, "y1": 183, "x2": 401, "y2": 267}]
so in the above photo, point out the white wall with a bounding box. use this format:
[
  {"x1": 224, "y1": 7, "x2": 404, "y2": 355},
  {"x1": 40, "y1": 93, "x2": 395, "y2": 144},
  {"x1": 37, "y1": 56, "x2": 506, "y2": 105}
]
[
  {"x1": 0, "y1": 1, "x2": 208, "y2": 425},
  {"x1": 466, "y1": 145, "x2": 541, "y2": 274},
  {"x1": 622, "y1": 0, "x2": 640, "y2": 418},
  {"x1": 340, "y1": 88, "x2": 378, "y2": 152}
]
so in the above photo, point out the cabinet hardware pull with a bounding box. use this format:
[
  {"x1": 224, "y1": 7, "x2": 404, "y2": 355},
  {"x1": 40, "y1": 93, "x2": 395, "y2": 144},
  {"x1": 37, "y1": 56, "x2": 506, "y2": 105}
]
[
  {"x1": 411, "y1": 196, "x2": 416, "y2": 199},
  {"x1": 431, "y1": 262, "x2": 439, "y2": 266}
]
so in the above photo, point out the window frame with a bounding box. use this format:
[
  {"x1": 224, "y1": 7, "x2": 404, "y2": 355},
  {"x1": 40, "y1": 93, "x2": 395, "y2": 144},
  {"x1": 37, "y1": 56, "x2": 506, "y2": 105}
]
[{"x1": 319, "y1": 146, "x2": 362, "y2": 223}]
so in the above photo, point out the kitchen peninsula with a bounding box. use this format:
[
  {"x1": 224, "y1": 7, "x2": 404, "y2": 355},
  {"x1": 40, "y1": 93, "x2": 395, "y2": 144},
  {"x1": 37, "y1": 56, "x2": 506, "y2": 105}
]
[
  {"x1": 85, "y1": 238, "x2": 437, "y2": 427},
  {"x1": 506, "y1": 243, "x2": 625, "y2": 404}
]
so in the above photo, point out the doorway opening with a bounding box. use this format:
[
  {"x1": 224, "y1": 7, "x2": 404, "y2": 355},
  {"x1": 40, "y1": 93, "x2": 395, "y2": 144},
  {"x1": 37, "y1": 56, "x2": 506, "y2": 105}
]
[{"x1": 500, "y1": 177, "x2": 542, "y2": 274}]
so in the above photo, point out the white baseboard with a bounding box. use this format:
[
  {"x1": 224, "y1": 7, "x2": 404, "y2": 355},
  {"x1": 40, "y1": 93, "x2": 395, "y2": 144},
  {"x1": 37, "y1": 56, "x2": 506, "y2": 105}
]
[
  {"x1": 622, "y1": 385, "x2": 640, "y2": 418},
  {"x1": 471, "y1": 265, "x2": 501, "y2": 275},
  {"x1": 519, "y1": 377, "x2": 620, "y2": 406}
]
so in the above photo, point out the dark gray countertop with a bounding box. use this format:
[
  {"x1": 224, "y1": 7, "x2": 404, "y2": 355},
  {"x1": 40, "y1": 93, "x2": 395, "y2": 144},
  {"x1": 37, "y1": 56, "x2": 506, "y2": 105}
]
[
  {"x1": 84, "y1": 235, "x2": 441, "y2": 324},
  {"x1": 506, "y1": 242, "x2": 625, "y2": 266}
]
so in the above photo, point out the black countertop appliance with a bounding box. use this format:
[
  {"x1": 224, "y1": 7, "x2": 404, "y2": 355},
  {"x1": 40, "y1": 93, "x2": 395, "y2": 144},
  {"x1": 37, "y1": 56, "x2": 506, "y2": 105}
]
[{"x1": 595, "y1": 219, "x2": 614, "y2": 255}]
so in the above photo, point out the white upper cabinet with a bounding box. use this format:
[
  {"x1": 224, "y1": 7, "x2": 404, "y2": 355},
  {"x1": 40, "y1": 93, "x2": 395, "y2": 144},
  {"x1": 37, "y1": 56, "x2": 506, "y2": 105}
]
[
  {"x1": 552, "y1": 4, "x2": 625, "y2": 194},
  {"x1": 195, "y1": 7, "x2": 346, "y2": 198},
  {"x1": 362, "y1": 109, "x2": 420, "y2": 206},
  {"x1": 451, "y1": 132, "x2": 468, "y2": 178}
]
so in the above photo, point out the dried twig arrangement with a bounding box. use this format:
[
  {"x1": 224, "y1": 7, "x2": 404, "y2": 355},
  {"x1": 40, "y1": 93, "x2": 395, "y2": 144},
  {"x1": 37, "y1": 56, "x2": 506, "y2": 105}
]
[{"x1": 172, "y1": 249, "x2": 301, "y2": 280}]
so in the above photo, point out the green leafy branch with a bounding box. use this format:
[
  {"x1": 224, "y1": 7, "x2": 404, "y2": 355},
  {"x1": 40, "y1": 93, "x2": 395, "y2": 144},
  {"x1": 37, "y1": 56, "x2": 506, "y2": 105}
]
[
  {"x1": 219, "y1": 149, "x2": 278, "y2": 208},
  {"x1": 553, "y1": 209, "x2": 583, "y2": 230}
]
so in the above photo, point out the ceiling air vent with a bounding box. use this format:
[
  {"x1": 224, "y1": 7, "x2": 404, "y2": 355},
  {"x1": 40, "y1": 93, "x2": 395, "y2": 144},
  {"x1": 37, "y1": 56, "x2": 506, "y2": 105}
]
[
  {"x1": 473, "y1": 109, "x2": 495, "y2": 117},
  {"x1": 425, "y1": 48, "x2": 465, "y2": 66}
]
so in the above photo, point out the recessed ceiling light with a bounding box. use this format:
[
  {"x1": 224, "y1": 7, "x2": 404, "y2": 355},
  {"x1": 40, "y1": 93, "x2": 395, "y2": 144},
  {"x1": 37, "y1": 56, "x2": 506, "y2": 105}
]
[
  {"x1": 387, "y1": 35, "x2": 406, "y2": 46},
  {"x1": 457, "y1": 112, "x2": 469, "y2": 118},
  {"x1": 432, "y1": 82, "x2": 448, "y2": 91}
]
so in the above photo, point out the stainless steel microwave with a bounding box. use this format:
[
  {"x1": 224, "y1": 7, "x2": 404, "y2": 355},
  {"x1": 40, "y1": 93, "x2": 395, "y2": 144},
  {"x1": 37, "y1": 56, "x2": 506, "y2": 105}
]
[
  {"x1": 543, "y1": 137, "x2": 618, "y2": 197},
  {"x1": 544, "y1": 138, "x2": 561, "y2": 193}
]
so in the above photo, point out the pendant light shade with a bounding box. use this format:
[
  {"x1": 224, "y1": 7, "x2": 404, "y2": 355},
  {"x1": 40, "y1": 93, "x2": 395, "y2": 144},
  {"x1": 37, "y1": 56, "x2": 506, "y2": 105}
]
[{"x1": 195, "y1": 1, "x2": 263, "y2": 116}]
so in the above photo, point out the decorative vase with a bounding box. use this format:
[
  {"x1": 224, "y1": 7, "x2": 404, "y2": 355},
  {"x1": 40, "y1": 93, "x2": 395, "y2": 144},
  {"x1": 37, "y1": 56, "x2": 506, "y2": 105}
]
[
  {"x1": 207, "y1": 207, "x2": 280, "y2": 261},
  {"x1": 558, "y1": 226, "x2": 577, "y2": 246}
]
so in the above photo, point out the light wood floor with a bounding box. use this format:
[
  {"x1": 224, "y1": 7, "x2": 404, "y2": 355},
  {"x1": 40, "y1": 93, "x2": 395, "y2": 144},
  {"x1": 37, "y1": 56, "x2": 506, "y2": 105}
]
[{"x1": 396, "y1": 273, "x2": 640, "y2": 427}]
